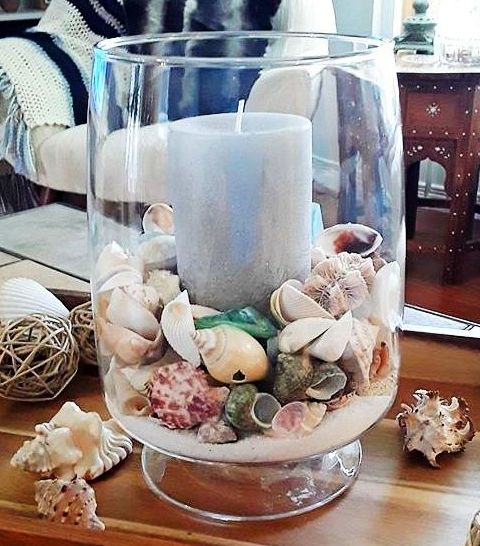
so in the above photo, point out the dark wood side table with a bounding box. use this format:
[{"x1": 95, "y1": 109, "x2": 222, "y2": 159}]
[{"x1": 397, "y1": 55, "x2": 480, "y2": 283}]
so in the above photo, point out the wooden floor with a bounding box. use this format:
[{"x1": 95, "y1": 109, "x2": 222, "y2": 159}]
[{"x1": 405, "y1": 208, "x2": 480, "y2": 323}]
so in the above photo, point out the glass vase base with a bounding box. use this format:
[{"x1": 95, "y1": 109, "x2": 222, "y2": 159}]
[{"x1": 141, "y1": 440, "x2": 362, "y2": 522}]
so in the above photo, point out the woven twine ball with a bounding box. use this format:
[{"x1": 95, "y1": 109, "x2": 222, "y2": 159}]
[
  {"x1": 70, "y1": 301, "x2": 97, "y2": 366},
  {"x1": 0, "y1": 314, "x2": 79, "y2": 401}
]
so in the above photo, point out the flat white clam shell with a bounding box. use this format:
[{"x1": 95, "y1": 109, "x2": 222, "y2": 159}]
[
  {"x1": 0, "y1": 277, "x2": 69, "y2": 321},
  {"x1": 160, "y1": 291, "x2": 200, "y2": 366},
  {"x1": 278, "y1": 317, "x2": 333, "y2": 354},
  {"x1": 370, "y1": 261, "x2": 402, "y2": 330},
  {"x1": 106, "y1": 287, "x2": 159, "y2": 340},
  {"x1": 270, "y1": 279, "x2": 304, "y2": 326},
  {"x1": 308, "y1": 311, "x2": 353, "y2": 361},
  {"x1": 314, "y1": 223, "x2": 383, "y2": 257},
  {"x1": 142, "y1": 203, "x2": 174, "y2": 235},
  {"x1": 279, "y1": 282, "x2": 334, "y2": 322}
]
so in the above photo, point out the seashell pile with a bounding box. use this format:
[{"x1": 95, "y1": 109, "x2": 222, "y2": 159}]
[
  {"x1": 11, "y1": 401, "x2": 133, "y2": 480},
  {"x1": 93, "y1": 215, "x2": 401, "y2": 448},
  {"x1": 397, "y1": 390, "x2": 475, "y2": 467}
]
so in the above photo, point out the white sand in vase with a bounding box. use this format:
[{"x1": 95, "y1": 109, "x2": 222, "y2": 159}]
[{"x1": 107, "y1": 393, "x2": 393, "y2": 464}]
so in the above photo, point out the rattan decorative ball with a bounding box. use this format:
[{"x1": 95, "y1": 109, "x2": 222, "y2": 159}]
[
  {"x1": 0, "y1": 314, "x2": 79, "y2": 401},
  {"x1": 70, "y1": 301, "x2": 97, "y2": 366}
]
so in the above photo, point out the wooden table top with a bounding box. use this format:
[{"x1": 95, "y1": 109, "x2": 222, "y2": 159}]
[{"x1": 0, "y1": 333, "x2": 479, "y2": 546}]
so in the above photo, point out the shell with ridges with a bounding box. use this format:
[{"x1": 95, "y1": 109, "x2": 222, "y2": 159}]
[
  {"x1": 160, "y1": 290, "x2": 200, "y2": 366},
  {"x1": 274, "y1": 280, "x2": 334, "y2": 323},
  {"x1": 0, "y1": 278, "x2": 69, "y2": 321},
  {"x1": 308, "y1": 310, "x2": 353, "y2": 362},
  {"x1": 149, "y1": 361, "x2": 228, "y2": 429},
  {"x1": 397, "y1": 389, "x2": 475, "y2": 467},
  {"x1": 278, "y1": 317, "x2": 333, "y2": 354},
  {"x1": 314, "y1": 223, "x2": 382, "y2": 257},
  {"x1": 11, "y1": 401, "x2": 132, "y2": 480},
  {"x1": 106, "y1": 287, "x2": 159, "y2": 340},
  {"x1": 35, "y1": 478, "x2": 105, "y2": 530},
  {"x1": 193, "y1": 325, "x2": 269, "y2": 384}
]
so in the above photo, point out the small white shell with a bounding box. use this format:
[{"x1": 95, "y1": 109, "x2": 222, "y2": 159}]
[
  {"x1": 138, "y1": 234, "x2": 176, "y2": 271},
  {"x1": 370, "y1": 261, "x2": 402, "y2": 331},
  {"x1": 278, "y1": 317, "x2": 333, "y2": 354},
  {"x1": 160, "y1": 290, "x2": 200, "y2": 366},
  {"x1": 106, "y1": 287, "x2": 159, "y2": 340},
  {"x1": 142, "y1": 203, "x2": 174, "y2": 235},
  {"x1": 0, "y1": 278, "x2": 69, "y2": 321},
  {"x1": 95, "y1": 241, "x2": 129, "y2": 279},
  {"x1": 308, "y1": 311, "x2": 353, "y2": 361},
  {"x1": 314, "y1": 223, "x2": 383, "y2": 257},
  {"x1": 123, "y1": 283, "x2": 160, "y2": 314}
]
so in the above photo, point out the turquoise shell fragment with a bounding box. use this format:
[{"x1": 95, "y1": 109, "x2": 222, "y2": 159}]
[{"x1": 194, "y1": 307, "x2": 277, "y2": 339}]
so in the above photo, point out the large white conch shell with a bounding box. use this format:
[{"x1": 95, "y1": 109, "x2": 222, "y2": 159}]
[
  {"x1": 0, "y1": 278, "x2": 69, "y2": 322},
  {"x1": 11, "y1": 401, "x2": 133, "y2": 480}
]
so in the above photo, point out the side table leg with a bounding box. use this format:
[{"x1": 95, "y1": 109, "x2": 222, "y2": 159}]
[{"x1": 405, "y1": 161, "x2": 420, "y2": 239}]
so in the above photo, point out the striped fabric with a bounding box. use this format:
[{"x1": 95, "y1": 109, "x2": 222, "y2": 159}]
[
  {"x1": 0, "y1": 0, "x2": 126, "y2": 178},
  {"x1": 0, "y1": 0, "x2": 335, "y2": 180}
]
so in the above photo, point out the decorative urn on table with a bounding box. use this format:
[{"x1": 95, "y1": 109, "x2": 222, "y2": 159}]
[{"x1": 88, "y1": 31, "x2": 404, "y2": 520}]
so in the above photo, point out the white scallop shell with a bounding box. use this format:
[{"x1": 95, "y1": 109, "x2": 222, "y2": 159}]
[
  {"x1": 278, "y1": 281, "x2": 334, "y2": 322},
  {"x1": 314, "y1": 223, "x2": 383, "y2": 257},
  {"x1": 0, "y1": 278, "x2": 69, "y2": 321},
  {"x1": 278, "y1": 317, "x2": 333, "y2": 354},
  {"x1": 142, "y1": 203, "x2": 174, "y2": 235},
  {"x1": 106, "y1": 287, "x2": 159, "y2": 340},
  {"x1": 160, "y1": 290, "x2": 200, "y2": 366},
  {"x1": 308, "y1": 311, "x2": 353, "y2": 361},
  {"x1": 370, "y1": 261, "x2": 402, "y2": 331}
]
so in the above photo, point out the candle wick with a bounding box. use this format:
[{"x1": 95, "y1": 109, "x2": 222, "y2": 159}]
[{"x1": 235, "y1": 99, "x2": 245, "y2": 133}]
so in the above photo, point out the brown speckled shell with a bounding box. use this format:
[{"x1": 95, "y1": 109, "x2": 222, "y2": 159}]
[{"x1": 35, "y1": 478, "x2": 105, "y2": 530}]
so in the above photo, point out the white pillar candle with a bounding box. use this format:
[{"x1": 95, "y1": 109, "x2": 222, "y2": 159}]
[{"x1": 168, "y1": 112, "x2": 312, "y2": 311}]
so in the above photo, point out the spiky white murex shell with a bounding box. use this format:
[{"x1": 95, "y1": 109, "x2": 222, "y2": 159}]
[
  {"x1": 11, "y1": 401, "x2": 133, "y2": 480},
  {"x1": 397, "y1": 389, "x2": 475, "y2": 467},
  {"x1": 0, "y1": 278, "x2": 69, "y2": 322}
]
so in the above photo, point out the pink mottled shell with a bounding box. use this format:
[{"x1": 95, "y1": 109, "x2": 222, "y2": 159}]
[{"x1": 149, "y1": 361, "x2": 228, "y2": 429}]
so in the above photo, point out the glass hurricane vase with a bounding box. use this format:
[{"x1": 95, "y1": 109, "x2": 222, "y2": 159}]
[{"x1": 88, "y1": 31, "x2": 404, "y2": 521}]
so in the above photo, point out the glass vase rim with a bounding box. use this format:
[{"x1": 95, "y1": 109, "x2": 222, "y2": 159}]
[{"x1": 94, "y1": 31, "x2": 392, "y2": 67}]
